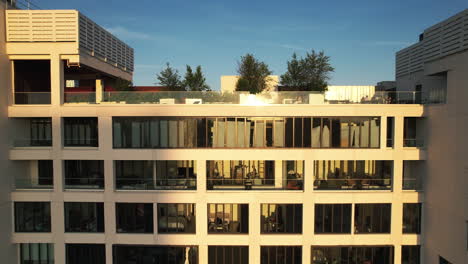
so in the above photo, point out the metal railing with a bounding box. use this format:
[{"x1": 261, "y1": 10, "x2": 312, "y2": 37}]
[
  {"x1": 116, "y1": 178, "x2": 197, "y2": 190},
  {"x1": 15, "y1": 178, "x2": 53, "y2": 189},
  {"x1": 64, "y1": 177, "x2": 104, "y2": 189},
  {"x1": 403, "y1": 178, "x2": 422, "y2": 190},
  {"x1": 14, "y1": 92, "x2": 51, "y2": 105},
  {"x1": 64, "y1": 138, "x2": 99, "y2": 147},
  {"x1": 314, "y1": 178, "x2": 392, "y2": 190},
  {"x1": 64, "y1": 92, "x2": 96, "y2": 103},
  {"x1": 13, "y1": 139, "x2": 52, "y2": 147},
  {"x1": 97, "y1": 90, "x2": 431, "y2": 105},
  {"x1": 207, "y1": 178, "x2": 304, "y2": 190}
]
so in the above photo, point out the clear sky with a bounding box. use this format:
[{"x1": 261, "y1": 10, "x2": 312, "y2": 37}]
[{"x1": 37, "y1": 0, "x2": 467, "y2": 89}]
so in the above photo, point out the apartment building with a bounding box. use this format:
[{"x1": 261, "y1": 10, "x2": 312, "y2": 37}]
[
  {"x1": 396, "y1": 8, "x2": 468, "y2": 264},
  {"x1": 1, "y1": 2, "x2": 466, "y2": 264}
]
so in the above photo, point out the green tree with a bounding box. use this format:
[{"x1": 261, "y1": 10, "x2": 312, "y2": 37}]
[
  {"x1": 280, "y1": 50, "x2": 334, "y2": 91},
  {"x1": 235, "y1": 53, "x2": 272, "y2": 94},
  {"x1": 156, "y1": 63, "x2": 182, "y2": 90},
  {"x1": 183, "y1": 65, "x2": 210, "y2": 91}
]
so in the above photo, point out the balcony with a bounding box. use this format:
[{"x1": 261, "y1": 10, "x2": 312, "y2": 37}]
[
  {"x1": 14, "y1": 160, "x2": 53, "y2": 190},
  {"x1": 13, "y1": 60, "x2": 51, "y2": 105},
  {"x1": 98, "y1": 90, "x2": 427, "y2": 105},
  {"x1": 313, "y1": 161, "x2": 393, "y2": 191},
  {"x1": 11, "y1": 118, "x2": 52, "y2": 148},
  {"x1": 64, "y1": 160, "x2": 104, "y2": 190}
]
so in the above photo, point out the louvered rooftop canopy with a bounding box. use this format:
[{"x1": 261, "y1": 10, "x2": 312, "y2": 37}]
[{"x1": 5, "y1": 9, "x2": 134, "y2": 73}]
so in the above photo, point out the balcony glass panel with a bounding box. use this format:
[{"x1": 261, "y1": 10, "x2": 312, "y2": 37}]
[
  {"x1": 314, "y1": 160, "x2": 393, "y2": 190},
  {"x1": 15, "y1": 160, "x2": 53, "y2": 190},
  {"x1": 354, "y1": 203, "x2": 391, "y2": 234},
  {"x1": 66, "y1": 244, "x2": 105, "y2": 264},
  {"x1": 12, "y1": 118, "x2": 52, "y2": 147},
  {"x1": 113, "y1": 245, "x2": 198, "y2": 264},
  {"x1": 208, "y1": 204, "x2": 248, "y2": 234},
  {"x1": 20, "y1": 243, "x2": 54, "y2": 264},
  {"x1": 14, "y1": 60, "x2": 51, "y2": 105},
  {"x1": 261, "y1": 204, "x2": 302, "y2": 234},
  {"x1": 115, "y1": 203, "x2": 153, "y2": 233},
  {"x1": 15, "y1": 202, "x2": 51, "y2": 232},
  {"x1": 64, "y1": 202, "x2": 104, "y2": 232},
  {"x1": 261, "y1": 246, "x2": 302, "y2": 264},
  {"x1": 64, "y1": 160, "x2": 104, "y2": 189},
  {"x1": 312, "y1": 246, "x2": 394, "y2": 264},
  {"x1": 157, "y1": 203, "x2": 196, "y2": 233},
  {"x1": 64, "y1": 117, "x2": 98, "y2": 147}
]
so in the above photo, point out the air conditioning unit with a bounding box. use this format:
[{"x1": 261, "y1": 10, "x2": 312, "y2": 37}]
[
  {"x1": 186, "y1": 98, "x2": 202, "y2": 104},
  {"x1": 160, "y1": 98, "x2": 176, "y2": 104}
]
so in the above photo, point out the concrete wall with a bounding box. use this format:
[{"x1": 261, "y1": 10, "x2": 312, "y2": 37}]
[
  {"x1": 396, "y1": 48, "x2": 468, "y2": 263},
  {"x1": 0, "y1": 3, "x2": 16, "y2": 264},
  {"x1": 421, "y1": 50, "x2": 468, "y2": 264}
]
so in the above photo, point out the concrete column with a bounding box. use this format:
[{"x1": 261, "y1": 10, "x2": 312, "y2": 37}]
[
  {"x1": 249, "y1": 202, "x2": 261, "y2": 264},
  {"x1": 50, "y1": 54, "x2": 63, "y2": 105},
  {"x1": 380, "y1": 115, "x2": 387, "y2": 149},
  {"x1": 104, "y1": 160, "x2": 114, "y2": 193},
  {"x1": 96, "y1": 79, "x2": 103, "y2": 104},
  {"x1": 395, "y1": 116, "x2": 405, "y2": 150},
  {"x1": 197, "y1": 160, "x2": 206, "y2": 192},
  {"x1": 274, "y1": 160, "x2": 283, "y2": 188},
  {"x1": 98, "y1": 116, "x2": 112, "y2": 151}
]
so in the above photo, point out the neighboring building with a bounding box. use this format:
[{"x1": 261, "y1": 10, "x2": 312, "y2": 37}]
[
  {"x1": 1, "y1": 4, "x2": 465, "y2": 264},
  {"x1": 396, "y1": 8, "x2": 468, "y2": 264}
]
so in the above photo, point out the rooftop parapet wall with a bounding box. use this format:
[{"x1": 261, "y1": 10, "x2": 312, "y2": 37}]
[
  {"x1": 5, "y1": 9, "x2": 134, "y2": 73},
  {"x1": 396, "y1": 9, "x2": 468, "y2": 77}
]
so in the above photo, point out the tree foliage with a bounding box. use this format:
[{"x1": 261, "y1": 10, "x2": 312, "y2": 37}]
[
  {"x1": 183, "y1": 65, "x2": 210, "y2": 91},
  {"x1": 235, "y1": 53, "x2": 272, "y2": 94},
  {"x1": 280, "y1": 50, "x2": 334, "y2": 91},
  {"x1": 156, "y1": 63, "x2": 182, "y2": 89},
  {"x1": 113, "y1": 78, "x2": 134, "y2": 91}
]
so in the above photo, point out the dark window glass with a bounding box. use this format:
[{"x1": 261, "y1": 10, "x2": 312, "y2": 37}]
[
  {"x1": 294, "y1": 118, "x2": 303, "y2": 147},
  {"x1": 403, "y1": 161, "x2": 423, "y2": 190},
  {"x1": 439, "y1": 256, "x2": 452, "y2": 264},
  {"x1": 207, "y1": 160, "x2": 274, "y2": 190},
  {"x1": 303, "y1": 118, "x2": 312, "y2": 147},
  {"x1": 14, "y1": 60, "x2": 51, "y2": 104},
  {"x1": 266, "y1": 120, "x2": 274, "y2": 147},
  {"x1": 261, "y1": 204, "x2": 302, "y2": 234},
  {"x1": 113, "y1": 245, "x2": 198, "y2": 264},
  {"x1": 403, "y1": 203, "x2": 422, "y2": 234},
  {"x1": 285, "y1": 118, "x2": 294, "y2": 147},
  {"x1": 116, "y1": 203, "x2": 153, "y2": 233},
  {"x1": 402, "y1": 245, "x2": 420, "y2": 264},
  {"x1": 64, "y1": 117, "x2": 98, "y2": 147},
  {"x1": 208, "y1": 204, "x2": 248, "y2": 233},
  {"x1": 155, "y1": 161, "x2": 197, "y2": 189},
  {"x1": 115, "y1": 160, "x2": 153, "y2": 190},
  {"x1": 20, "y1": 243, "x2": 54, "y2": 264},
  {"x1": 30, "y1": 118, "x2": 52, "y2": 146},
  {"x1": 158, "y1": 203, "x2": 195, "y2": 233},
  {"x1": 354, "y1": 204, "x2": 391, "y2": 233},
  {"x1": 64, "y1": 160, "x2": 104, "y2": 189},
  {"x1": 315, "y1": 204, "x2": 351, "y2": 233},
  {"x1": 387, "y1": 117, "x2": 394, "y2": 148},
  {"x1": 261, "y1": 246, "x2": 302, "y2": 264},
  {"x1": 331, "y1": 118, "x2": 341, "y2": 148},
  {"x1": 314, "y1": 160, "x2": 393, "y2": 190},
  {"x1": 66, "y1": 244, "x2": 105, "y2": 264},
  {"x1": 38, "y1": 160, "x2": 53, "y2": 186},
  {"x1": 312, "y1": 246, "x2": 394, "y2": 264},
  {"x1": 15, "y1": 202, "x2": 51, "y2": 232},
  {"x1": 64, "y1": 202, "x2": 104, "y2": 232},
  {"x1": 208, "y1": 246, "x2": 248, "y2": 264},
  {"x1": 197, "y1": 118, "x2": 207, "y2": 147}
]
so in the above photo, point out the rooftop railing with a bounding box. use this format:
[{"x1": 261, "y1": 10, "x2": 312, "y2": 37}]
[{"x1": 98, "y1": 90, "x2": 429, "y2": 105}]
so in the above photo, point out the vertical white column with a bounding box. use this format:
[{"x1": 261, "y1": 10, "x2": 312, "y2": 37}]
[
  {"x1": 250, "y1": 202, "x2": 261, "y2": 264},
  {"x1": 275, "y1": 160, "x2": 283, "y2": 188},
  {"x1": 96, "y1": 79, "x2": 103, "y2": 104},
  {"x1": 50, "y1": 54, "x2": 63, "y2": 106},
  {"x1": 98, "y1": 117, "x2": 112, "y2": 152},
  {"x1": 395, "y1": 116, "x2": 405, "y2": 150}
]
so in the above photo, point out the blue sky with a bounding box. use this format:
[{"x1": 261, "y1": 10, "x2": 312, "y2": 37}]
[{"x1": 38, "y1": 0, "x2": 467, "y2": 89}]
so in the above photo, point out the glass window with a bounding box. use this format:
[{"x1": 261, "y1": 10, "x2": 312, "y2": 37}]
[
  {"x1": 314, "y1": 160, "x2": 393, "y2": 190},
  {"x1": 113, "y1": 245, "x2": 198, "y2": 264},
  {"x1": 387, "y1": 117, "x2": 394, "y2": 148},
  {"x1": 116, "y1": 203, "x2": 153, "y2": 233},
  {"x1": 115, "y1": 160, "x2": 153, "y2": 190},
  {"x1": 63, "y1": 117, "x2": 98, "y2": 147},
  {"x1": 157, "y1": 203, "x2": 195, "y2": 233},
  {"x1": 315, "y1": 204, "x2": 351, "y2": 234},
  {"x1": 64, "y1": 160, "x2": 104, "y2": 189},
  {"x1": 312, "y1": 246, "x2": 394, "y2": 264},
  {"x1": 15, "y1": 202, "x2": 51, "y2": 232},
  {"x1": 20, "y1": 243, "x2": 54, "y2": 264},
  {"x1": 294, "y1": 117, "x2": 303, "y2": 147},
  {"x1": 403, "y1": 161, "x2": 423, "y2": 190},
  {"x1": 273, "y1": 119, "x2": 285, "y2": 147},
  {"x1": 354, "y1": 204, "x2": 391, "y2": 233},
  {"x1": 208, "y1": 204, "x2": 248, "y2": 234},
  {"x1": 403, "y1": 203, "x2": 422, "y2": 234},
  {"x1": 370, "y1": 117, "x2": 381, "y2": 148},
  {"x1": 207, "y1": 161, "x2": 275, "y2": 190},
  {"x1": 283, "y1": 161, "x2": 304, "y2": 190},
  {"x1": 30, "y1": 118, "x2": 52, "y2": 146},
  {"x1": 285, "y1": 118, "x2": 294, "y2": 147},
  {"x1": 261, "y1": 246, "x2": 302, "y2": 264},
  {"x1": 311, "y1": 118, "x2": 321, "y2": 147},
  {"x1": 156, "y1": 161, "x2": 197, "y2": 190},
  {"x1": 66, "y1": 244, "x2": 105, "y2": 264},
  {"x1": 208, "y1": 246, "x2": 248, "y2": 264},
  {"x1": 402, "y1": 245, "x2": 420, "y2": 264},
  {"x1": 64, "y1": 202, "x2": 104, "y2": 232},
  {"x1": 261, "y1": 204, "x2": 302, "y2": 234}
]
